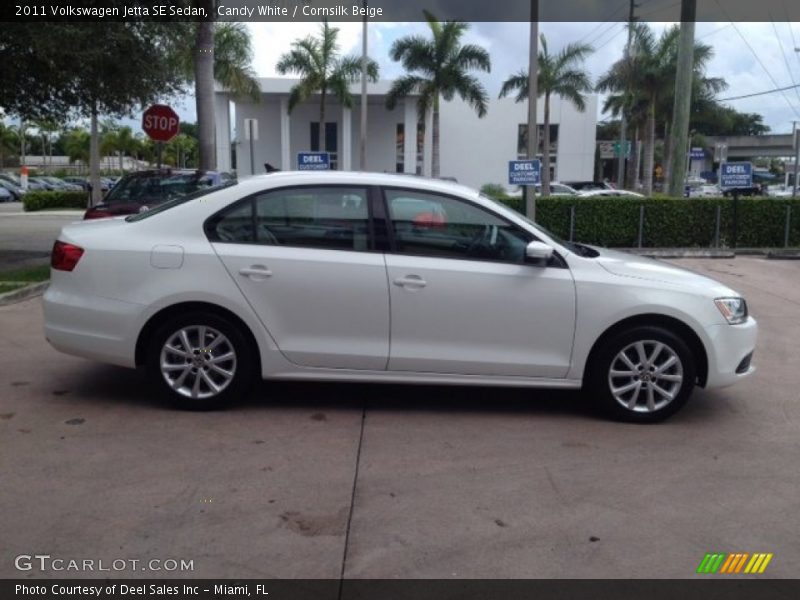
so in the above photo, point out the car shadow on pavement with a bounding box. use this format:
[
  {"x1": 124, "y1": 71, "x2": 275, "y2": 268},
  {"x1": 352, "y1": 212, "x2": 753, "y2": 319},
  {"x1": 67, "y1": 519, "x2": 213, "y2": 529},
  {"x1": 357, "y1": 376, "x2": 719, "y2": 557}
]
[{"x1": 58, "y1": 364, "x2": 727, "y2": 424}]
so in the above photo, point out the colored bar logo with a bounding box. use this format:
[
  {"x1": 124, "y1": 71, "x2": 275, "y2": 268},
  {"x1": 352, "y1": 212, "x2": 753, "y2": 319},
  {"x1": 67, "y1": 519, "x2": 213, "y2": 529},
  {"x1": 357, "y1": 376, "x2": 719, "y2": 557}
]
[{"x1": 697, "y1": 553, "x2": 773, "y2": 574}]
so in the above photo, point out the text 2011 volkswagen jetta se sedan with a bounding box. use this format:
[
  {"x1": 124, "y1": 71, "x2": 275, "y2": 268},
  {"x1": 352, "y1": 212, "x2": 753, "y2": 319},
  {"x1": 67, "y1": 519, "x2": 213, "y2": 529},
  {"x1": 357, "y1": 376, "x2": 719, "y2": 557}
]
[{"x1": 44, "y1": 172, "x2": 757, "y2": 422}]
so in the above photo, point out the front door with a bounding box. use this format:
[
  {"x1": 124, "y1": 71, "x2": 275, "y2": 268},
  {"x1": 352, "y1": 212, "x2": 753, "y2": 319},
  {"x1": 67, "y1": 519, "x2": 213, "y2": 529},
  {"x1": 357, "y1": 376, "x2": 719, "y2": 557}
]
[
  {"x1": 383, "y1": 188, "x2": 576, "y2": 378},
  {"x1": 209, "y1": 185, "x2": 389, "y2": 370}
]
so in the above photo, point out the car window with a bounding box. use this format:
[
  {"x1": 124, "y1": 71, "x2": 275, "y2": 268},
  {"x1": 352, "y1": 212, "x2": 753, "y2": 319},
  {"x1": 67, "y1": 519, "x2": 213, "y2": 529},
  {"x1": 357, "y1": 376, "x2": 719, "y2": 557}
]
[
  {"x1": 209, "y1": 186, "x2": 371, "y2": 252},
  {"x1": 386, "y1": 189, "x2": 531, "y2": 263}
]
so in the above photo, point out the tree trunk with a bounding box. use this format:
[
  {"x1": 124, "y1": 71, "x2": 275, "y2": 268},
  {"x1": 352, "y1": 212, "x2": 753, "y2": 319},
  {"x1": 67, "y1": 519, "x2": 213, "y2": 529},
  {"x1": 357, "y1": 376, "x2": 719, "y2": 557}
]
[
  {"x1": 20, "y1": 120, "x2": 26, "y2": 168},
  {"x1": 89, "y1": 103, "x2": 102, "y2": 206},
  {"x1": 541, "y1": 92, "x2": 551, "y2": 196},
  {"x1": 195, "y1": 13, "x2": 216, "y2": 171},
  {"x1": 643, "y1": 98, "x2": 656, "y2": 196},
  {"x1": 627, "y1": 128, "x2": 639, "y2": 191},
  {"x1": 432, "y1": 95, "x2": 440, "y2": 178},
  {"x1": 662, "y1": 120, "x2": 672, "y2": 187},
  {"x1": 667, "y1": 11, "x2": 696, "y2": 196},
  {"x1": 319, "y1": 87, "x2": 326, "y2": 153}
]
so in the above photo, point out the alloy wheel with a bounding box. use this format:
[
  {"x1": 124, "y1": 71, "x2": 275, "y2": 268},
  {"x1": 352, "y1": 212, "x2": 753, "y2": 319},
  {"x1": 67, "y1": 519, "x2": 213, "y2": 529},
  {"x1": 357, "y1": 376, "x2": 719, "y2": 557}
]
[
  {"x1": 608, "y1": 339, "x2": 684, "y2": 413},
  {"x1": 159, "y1": 325, "x2": 237, "y2": 399}
]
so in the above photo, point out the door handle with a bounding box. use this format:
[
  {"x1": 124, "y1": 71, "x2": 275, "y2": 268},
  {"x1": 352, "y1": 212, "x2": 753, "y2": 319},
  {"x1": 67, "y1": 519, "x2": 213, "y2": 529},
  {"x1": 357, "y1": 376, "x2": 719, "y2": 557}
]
[
  {"x1": 393, "y1": 275, "x2": 427, "y2": 288},
  {"x1": 239, "y1": 265, "x2": 273, "y2": 279}
]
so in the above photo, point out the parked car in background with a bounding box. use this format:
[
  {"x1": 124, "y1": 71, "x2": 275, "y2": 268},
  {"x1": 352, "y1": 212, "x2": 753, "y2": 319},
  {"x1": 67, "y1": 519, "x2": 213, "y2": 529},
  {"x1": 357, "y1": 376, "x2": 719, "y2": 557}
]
[
  {"x1": 0, "y1": 173, "x2": 22, "y2": 186},
  {"x1": 765, "y1": 185, "x2": 794, "y2": 198},
  {"x1": 47, "y1": 171, "x2": 757, "y2": 422},
  {"x1": 689, "y1": 184, "x2": 721, "y2": 198},
  {"x1": 578, "y1": 189, "x2": 645, "y2": 198},
  {"x1": 83, "y1": 170, "x2": 230, "y2": 219},
  {"x1": 63, "y1": 176, "x2": 89, "y2": 190},
  {"x1": 40, "y1": 176, "x2": 82, "y2": 191},
  {"x1": 0, "y1": 186, "x2": 13, "y2": 202},
  {"x1": 0, "y1": 179, "x2": 25, "y2": 201},
  {"x1": 510, "y1": 182, "x2": 579, "y2": 197},
  {"x1": 563, "y1": 180, "x2": 615, "y2": 192}
]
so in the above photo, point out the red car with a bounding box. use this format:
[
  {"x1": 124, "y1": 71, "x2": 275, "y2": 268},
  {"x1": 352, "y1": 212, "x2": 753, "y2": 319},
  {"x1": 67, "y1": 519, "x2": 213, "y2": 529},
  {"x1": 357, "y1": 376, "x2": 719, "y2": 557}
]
[{"x1": 83, "y1": 170, "x2": 232, "y2": 219}]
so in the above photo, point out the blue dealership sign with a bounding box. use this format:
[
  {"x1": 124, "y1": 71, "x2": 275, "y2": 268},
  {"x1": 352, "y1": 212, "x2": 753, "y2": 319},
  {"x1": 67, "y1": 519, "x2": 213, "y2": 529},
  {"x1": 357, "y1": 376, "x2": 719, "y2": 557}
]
[
  {"x1": 719, "y1": 162, "x2": 753, "y2": 189},
  {"x1": 508, "y1": 160, "x2": 541, "y2": 186},
  {"x1": 297, "y1": 151, "x2": 330, "y2": 171}
]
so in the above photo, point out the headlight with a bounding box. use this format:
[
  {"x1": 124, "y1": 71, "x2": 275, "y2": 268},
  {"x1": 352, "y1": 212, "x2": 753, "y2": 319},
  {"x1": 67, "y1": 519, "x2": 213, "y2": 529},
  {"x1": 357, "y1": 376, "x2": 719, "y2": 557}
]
[{"x1": 715, "y1": 297, "x2": 748, "y2": 325}]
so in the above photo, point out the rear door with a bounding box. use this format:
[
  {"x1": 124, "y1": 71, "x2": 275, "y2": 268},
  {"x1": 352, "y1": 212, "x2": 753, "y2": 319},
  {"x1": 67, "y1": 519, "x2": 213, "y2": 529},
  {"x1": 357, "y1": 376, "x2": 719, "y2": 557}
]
[{"x1": 208, "y1": 185, "x2": 390, "y2": 370}]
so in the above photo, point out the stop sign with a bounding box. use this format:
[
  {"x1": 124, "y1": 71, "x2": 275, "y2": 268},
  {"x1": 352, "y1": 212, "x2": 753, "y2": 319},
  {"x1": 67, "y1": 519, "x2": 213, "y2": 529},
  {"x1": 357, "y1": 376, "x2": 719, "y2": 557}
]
[{"x1": 142, "y1": 104, "x2": 180, "y2": 143}]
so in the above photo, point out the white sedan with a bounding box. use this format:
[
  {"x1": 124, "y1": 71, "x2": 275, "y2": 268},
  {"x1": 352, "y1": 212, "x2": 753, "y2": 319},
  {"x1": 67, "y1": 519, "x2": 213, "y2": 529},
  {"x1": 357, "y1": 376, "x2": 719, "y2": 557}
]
[
  {"x1": 44, "y1": 172, "x2": 757, "y2": 422},
  {"x1": 578, "y1": 189, "x2": 645, "y2": 198}
]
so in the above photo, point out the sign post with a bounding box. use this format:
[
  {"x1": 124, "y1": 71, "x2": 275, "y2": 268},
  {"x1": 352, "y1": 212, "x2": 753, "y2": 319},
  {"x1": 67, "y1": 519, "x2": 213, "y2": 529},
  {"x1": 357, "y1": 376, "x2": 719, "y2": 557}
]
[
  {"x1": 142, "y1": 104, "x2": 180, "y2": 169},
  {"x1": 508, "y1": 159, "x2": 541, "y2": 187},
  {"x1": 244, "y1": 119, "x2": 259, "y2": 176},
  {"x1": 297, "y1": 152, "x2": 331, "y2": 171}
]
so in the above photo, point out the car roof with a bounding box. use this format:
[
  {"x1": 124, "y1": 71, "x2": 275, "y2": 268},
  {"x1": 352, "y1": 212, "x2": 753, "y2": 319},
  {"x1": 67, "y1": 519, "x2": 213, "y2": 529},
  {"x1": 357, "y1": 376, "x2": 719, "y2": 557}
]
[{"x1": 235, "y1": 171, "x2": 480, "y2": 199}]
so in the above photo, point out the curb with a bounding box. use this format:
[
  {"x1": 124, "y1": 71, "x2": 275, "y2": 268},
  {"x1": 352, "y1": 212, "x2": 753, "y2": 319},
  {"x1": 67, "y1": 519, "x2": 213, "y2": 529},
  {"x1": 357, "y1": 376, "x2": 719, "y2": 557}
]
[{"x1": 0, "y1": 281, "x2": 49, "y2": 306}]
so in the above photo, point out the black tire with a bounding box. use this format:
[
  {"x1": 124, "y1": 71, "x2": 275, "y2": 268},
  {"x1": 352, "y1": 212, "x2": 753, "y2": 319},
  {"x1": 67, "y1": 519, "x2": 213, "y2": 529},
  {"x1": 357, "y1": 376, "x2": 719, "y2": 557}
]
[
  {"x1": 585, "y1": 325, "x2": 696, "y2": 423},
  {"x1": 146, "y1": 311, "x2": 255, "y2": 410}
]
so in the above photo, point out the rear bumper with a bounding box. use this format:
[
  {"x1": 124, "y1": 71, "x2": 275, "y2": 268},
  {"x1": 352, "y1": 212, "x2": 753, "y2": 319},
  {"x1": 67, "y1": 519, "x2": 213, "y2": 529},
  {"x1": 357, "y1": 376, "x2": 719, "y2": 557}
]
[
  {"x1": 43, "y1": 285, "x2": 143, "y2": 368},
  {"x1": 703, "y1": 317, "x2": 758, "y2": 388}
]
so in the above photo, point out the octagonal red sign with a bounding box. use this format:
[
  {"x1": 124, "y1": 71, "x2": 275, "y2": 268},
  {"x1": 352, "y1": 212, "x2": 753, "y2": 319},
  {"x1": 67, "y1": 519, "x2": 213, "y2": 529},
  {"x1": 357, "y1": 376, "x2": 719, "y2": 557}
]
[{"x1": 142, "y1": 104, "x2": 180, "y2": 143}]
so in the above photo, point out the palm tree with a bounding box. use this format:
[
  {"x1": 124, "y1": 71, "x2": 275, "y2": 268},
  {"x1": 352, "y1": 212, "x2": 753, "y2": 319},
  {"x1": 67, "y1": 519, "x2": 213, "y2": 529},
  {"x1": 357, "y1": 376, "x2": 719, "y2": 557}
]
[
  {"x1": 385, "y1": 11, "x2": 491, "y2": 178},
  {"x1": 181, "y1": 16, "x2": 261, "y2": 171},
  {"x1": 0, "y1": 122, "x2": 19, "y2": 168},
  {"x1": 64, "y1": 128, "x2": 91, "y2": 171},
  {"x1": 597, "y1": 24, "x2": 726, "y2": 195},
  {"x1": 277, "y1": 20, "x2": 379, "y2": 156},
  {"x1": 500, "y1": 34, "x2": 593, "y2": 196}
]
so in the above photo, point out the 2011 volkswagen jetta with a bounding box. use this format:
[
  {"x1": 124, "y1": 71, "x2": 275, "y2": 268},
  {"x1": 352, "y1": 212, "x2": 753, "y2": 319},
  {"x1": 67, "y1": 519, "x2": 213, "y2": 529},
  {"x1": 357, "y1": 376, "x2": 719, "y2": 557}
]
[{"x1": 43, "y1": 172, "x2": 757, "y2": 422}]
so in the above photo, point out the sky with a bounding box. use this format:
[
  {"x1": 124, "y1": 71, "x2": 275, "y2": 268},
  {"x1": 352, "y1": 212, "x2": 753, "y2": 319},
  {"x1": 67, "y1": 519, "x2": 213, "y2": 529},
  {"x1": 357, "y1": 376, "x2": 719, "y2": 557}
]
[
  {"x1": 234, "y1": 20, "x2": 800, "y2": 134},
  {"x1": 7, "y1": 20, "x2": 800, "y2": 136}
]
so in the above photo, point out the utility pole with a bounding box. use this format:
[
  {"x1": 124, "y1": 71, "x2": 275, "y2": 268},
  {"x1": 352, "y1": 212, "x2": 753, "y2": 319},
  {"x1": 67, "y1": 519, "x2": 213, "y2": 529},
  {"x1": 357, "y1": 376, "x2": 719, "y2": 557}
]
[
  {"x1": 359, "y1": 0, "x2": 368, "y2": 171},
  {"x1": 793, "y1": 121, "x2": 800, "y2": 198},
  {"x1": 617, "y1": 0, "x2": 637, "y2": 189},
  {"x1": 524, "y1": 0, "x2": 539, "y2": 220},
  {"x1": 667, "y1": 0, "x2": 697, "y2": 197}
]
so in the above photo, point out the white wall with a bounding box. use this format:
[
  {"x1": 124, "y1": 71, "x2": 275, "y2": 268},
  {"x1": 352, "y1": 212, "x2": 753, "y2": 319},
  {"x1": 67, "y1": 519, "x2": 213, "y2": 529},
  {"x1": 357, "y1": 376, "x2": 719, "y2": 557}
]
[
  {"x1": 219, "y1": 79, "x2": 598, "y2": 189},
  {"x1": 438, "y1": 94, "x2": 597, "y2": 190}
]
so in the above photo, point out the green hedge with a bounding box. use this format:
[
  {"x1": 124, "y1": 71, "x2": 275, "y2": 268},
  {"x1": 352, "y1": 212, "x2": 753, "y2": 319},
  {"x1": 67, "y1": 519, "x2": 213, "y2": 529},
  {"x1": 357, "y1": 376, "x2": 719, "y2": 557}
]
[
  {"x1": 491, "y1": 195, "x2": 800, "y2": 248},
  {"x1": 23, "y1": 191, "x2": 87, "y2": 212}
]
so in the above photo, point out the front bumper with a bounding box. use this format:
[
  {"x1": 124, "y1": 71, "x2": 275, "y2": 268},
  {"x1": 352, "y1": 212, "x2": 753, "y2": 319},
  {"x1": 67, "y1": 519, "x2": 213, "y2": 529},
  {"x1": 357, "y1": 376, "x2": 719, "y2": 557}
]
[{"x1": 703, "y1": 316, "x2": 758, "y2": 388}]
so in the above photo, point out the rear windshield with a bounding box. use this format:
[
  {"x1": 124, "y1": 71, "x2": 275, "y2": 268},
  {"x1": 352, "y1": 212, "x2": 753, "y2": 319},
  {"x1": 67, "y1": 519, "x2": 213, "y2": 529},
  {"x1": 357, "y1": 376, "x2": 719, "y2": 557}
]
[
  {"x1": 125, "y1": 181, "x2": 238, "y2": 222},
  {"x1": 106, "y1": 172, "x2": 223, "y2": 207}
]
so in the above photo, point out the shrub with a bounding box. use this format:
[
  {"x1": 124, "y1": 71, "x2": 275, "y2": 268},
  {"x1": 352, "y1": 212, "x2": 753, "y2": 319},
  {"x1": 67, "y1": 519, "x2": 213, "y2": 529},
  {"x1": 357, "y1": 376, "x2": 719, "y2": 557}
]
[
  {"x1": 479, "y1": 183, "x2": 507, "y2": 199},
  {"x1": 493, "y1": 196, "x2": 800, "y2": 248},
  {"x1": 23, "y1": 191, "x2": 87, "y2": 212}
]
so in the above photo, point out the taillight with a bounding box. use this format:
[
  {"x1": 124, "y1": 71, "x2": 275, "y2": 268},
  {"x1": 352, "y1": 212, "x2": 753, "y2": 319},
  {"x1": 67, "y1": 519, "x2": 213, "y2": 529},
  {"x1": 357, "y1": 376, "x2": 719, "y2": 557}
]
[{"x1": 51, "y1": 241, "x2": 84, "y2": 272}]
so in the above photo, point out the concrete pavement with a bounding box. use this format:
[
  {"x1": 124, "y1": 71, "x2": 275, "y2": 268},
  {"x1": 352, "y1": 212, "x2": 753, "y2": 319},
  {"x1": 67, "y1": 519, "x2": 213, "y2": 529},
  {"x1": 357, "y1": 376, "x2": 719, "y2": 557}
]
[{"x1": 0, "y1": 257, "x2": 798, "y2": 579}]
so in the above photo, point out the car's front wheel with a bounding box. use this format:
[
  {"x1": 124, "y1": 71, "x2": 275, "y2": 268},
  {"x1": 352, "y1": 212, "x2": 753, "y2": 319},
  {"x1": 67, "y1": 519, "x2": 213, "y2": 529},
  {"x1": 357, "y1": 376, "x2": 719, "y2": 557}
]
[
  {"x1": 146, "y1": 312, "x2": 254, "y2": 410},
  {"x1": 587, "y1": 326, "x2": 696, "y2": 423}
]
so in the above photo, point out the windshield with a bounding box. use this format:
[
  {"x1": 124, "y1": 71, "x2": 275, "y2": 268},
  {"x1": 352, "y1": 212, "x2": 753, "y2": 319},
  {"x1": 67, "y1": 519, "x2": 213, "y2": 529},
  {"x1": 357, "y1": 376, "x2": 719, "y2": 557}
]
[
  {"x1": 125, "y1": 181, "x2": 238, "y2": 222},
  {"x1": 104, "y1": 172, "x2": 222, "y2": 207}
]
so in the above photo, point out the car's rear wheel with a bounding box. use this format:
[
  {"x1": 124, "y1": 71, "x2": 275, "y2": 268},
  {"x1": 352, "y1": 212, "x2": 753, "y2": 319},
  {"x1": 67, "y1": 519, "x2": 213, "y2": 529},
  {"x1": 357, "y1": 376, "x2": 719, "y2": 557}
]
[
  {"x1": 146, "y1": 312, "x2": 254, "y2": 410},
  {"x1": 587, "y1": 326, "x2": 696, "y2": 423}
]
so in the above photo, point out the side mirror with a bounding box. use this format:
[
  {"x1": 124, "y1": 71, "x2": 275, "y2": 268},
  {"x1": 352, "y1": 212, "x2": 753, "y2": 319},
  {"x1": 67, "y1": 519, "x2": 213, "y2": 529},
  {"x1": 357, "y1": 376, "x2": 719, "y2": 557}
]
[{"x1": 526, "y1": 241, "x2": 554, "y2": 264}]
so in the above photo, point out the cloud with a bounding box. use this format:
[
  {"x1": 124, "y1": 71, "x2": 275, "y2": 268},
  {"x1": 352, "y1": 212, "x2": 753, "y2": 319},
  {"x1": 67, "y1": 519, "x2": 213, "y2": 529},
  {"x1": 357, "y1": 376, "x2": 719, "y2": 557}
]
[{"x1": 112, "y1": 21, "x2": 800, "y2": 135}]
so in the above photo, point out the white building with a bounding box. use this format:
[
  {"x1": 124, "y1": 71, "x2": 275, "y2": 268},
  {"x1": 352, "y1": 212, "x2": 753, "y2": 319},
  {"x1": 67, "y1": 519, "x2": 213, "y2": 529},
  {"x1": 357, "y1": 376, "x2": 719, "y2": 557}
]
[{"x1": 214, "y1": 78, "x2": 597, "y2": 190}]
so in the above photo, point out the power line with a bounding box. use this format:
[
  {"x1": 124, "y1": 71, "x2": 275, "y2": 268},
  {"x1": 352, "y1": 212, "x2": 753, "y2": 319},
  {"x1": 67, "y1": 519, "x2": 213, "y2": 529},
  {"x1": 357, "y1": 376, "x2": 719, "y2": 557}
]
[
  {"x1": 782, "y1": 3, "x2": 800, "y2": 77},
  {"x1": 771, "y1": 18, "x2": 800, "y2": 107},
  {"x1": 594, "y1": 23, "x2": 628, "y2": 53},
  {"x1": 578, "y1": 0, "x2": 628, "y2": 45},
  {"x1": 713, "y1": 0, "x2": 800, "y2": 119},
  {"x1": 698, "y1": 23, "x2": 732, "y2": 40},
  {"x1": 718, "y1": 83, "x2": 800, "y2": 102},
  {"x1": 637, "y1": 0, "x2": 681, "y2": 20}
]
